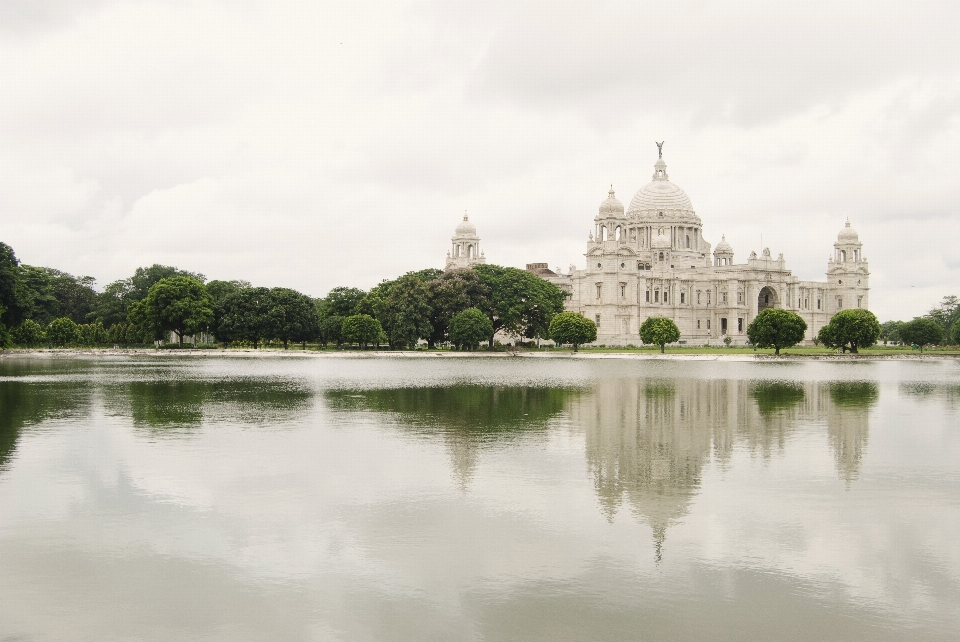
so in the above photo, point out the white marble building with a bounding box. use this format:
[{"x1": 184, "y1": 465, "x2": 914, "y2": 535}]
[
  {"x1": 445, "y1": 213, "x2": 486, "y2": 270},
  {"x1": 553, "y1": 152, "x2": 870, "y2": 345}
]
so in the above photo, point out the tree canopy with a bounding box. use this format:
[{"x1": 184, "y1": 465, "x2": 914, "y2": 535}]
[
  {"x1": 817, "y1": 309, "x2": 881, "y2": 353},
  {"x1": 215, "y1": 287, "x2": 273, "y2": 347},
  {"x1": 426, "y1": 269, "x2": 491, "y2": 347},
  {"x1": 321, "y1": 287, "x2": 366, "y2": 319},
  {"x1": 342, "y1": 314, "x2": 383, "y2": 349},
  {"x1": 473, "y1": 264, "x2": 567, "y2": 345},
  {"x1": 899, "y1": 318, "x2": 943, "y2": 353},
  {"x1": 747, "y1": 308, "x2": 807, "y2": 355},
  {"x1": 268, "y1": 288, "x2": 319, "y2": 348},
  {"x1": 548, "y1": 312, "x2": 597, "y2": 352},
  {"x1": 448, "y1": 308, "x2": 493, "y2": 350},
  {"x1": 639, "y1": 316, "x2": 680, "y2": 353},
  {"x1": 129, "y1": 276, "x2": 214, "y2": 347},
  {"x1": 46, "y1": 317, "x2": 79, "y2": 347}
]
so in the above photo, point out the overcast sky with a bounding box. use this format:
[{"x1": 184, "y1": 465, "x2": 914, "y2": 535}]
[{"x1": 2, "y1": 1, "x2": 958, "y2": 321}]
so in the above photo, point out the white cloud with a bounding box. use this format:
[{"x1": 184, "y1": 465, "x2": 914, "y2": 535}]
[{"x1": 0, "y1": 0, "x2": 957, "y2": 320}]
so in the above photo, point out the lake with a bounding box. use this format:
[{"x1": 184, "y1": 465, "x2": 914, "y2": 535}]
[{"x1": 1, "y1": 354, "x2": 958, "y2": 641}]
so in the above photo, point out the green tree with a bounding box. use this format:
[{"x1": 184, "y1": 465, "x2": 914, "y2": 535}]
[
  {"x1": 320, "y1": 315, "x2": 344, "y2": 347},
  {"x1": 47, "y1": 317, "x2": 79, "y2": 347},
  {"x1": 746, "y1": 308, "x2": 807, "y2": 355},
  {"x1": 76, "y1": 322, "x2": 108, "y2": 347},
  {"x1": 382, "y1": 274, "x2": 433, "y2": 349},
  {"x1": 268, "y1": 288, "x2": 319, "y2": 349},
  {"x1": 131, "y1": 276, "x2": 214, "y2": 347},
  {"x1": 342, "y1": 314, "x2": 383, "y2": 349},
  {"x1": 952, "y1": 317, "x2": 960, "y2": 345},
  {"x1": 880, "y1": 320, "x2": 905, "y2": 345},
  {"x1": 817, "y1": 309, "x2": 881, "y2": 353},
  {"x1": 320, "y1": 287, "x2": 366, "y2": 319},
  {"x1": 0, "y1": 242, "x2": 30, "y2": 327},
  {"x1": 548, "y1": 311, "x2": 597, "y2": 352},
  {"x1": 474, "y1": 264, "x2": 567, "y2": 346},
  {"x1": 11, "y1": 319, "x2": 45, "y2": 347},
  {"x1": 448, "y1": 308, "x2": 494, "y2": 350},
  {"x1": 128, "y1": 264, "x2": 205, "y2": 301},
  {"x1": 899, "y1": 318, "x2": 943, "y2": 353},
  {"x1": 88, "y1": 279, "x2": 133, "y2": 327},
  {"x1": 639, "y1": 316, "x2": 681, "y2": 353},
  {"x1": 426, "y1": 269, "x2": 491, "y2": 347},
  {"x1": 927, "y1": 295, "x2": 960, "y2": 337},
  {"x1": 215, "y1": 287, "x2": 273, "y2": 348}
]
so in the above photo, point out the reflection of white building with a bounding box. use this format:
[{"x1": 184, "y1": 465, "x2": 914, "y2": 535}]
[
  {"x1": 445, "y1": 213, "x2": 486, "y2": 270},
  {"x1": 552, "y1": 151, "x2": 870, "y2": 345}
]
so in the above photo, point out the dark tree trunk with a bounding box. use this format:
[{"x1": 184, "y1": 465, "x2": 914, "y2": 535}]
[{"x1": 660, "y1": 344, "x2": 665, "y2": 354}]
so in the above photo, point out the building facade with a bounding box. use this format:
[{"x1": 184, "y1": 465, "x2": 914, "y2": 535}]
[{"x1": 554, "y1": 153, "x2": 869, "y2": 345}]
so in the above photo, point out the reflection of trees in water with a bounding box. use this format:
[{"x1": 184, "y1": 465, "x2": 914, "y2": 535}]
[
  {"x1": 574, "y1": 376, "x2": 880, "y2": 559},
  {"x1": 827, "y1": 382, "x2": 877, "y2": 485},
  {"x1": 108, "y1": 379, "x2": 313, "y2": 431},
  {"x1": 0, "y1": 381, "x2": 91, "y2": 471},
  {"x1": 325, "y1": 386, "x2": 573, "y2": 487}
]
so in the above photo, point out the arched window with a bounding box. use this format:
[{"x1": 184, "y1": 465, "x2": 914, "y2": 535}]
[
  {"x1": 616, "y1": 226, "x2": 622, "y2": 240},
  {"x1": 840, "y1": 250, "x2": 846, "y2": 262},
  {"x1": 659, "y1": 252, "x2": 664, "y2": 261},
  {"x1": 686, "y1": 235, "x2": 690, "y2": 248},
  {"x1": 467, "y1": 245, "x2": 473, "y2": 258}
]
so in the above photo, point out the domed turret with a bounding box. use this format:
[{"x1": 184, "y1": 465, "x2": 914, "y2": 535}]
[
  {"x1": 599, "y1": 185, "x2": 624, "y2": 215},
  {"x1": 837, "y1": 219, "x2": 858, "y2": 243},
  {"x1": 714, "y1": 235, "x2": 734, "y2": 266},
  {"x1": 446, "y1": 212, "x2": 486, "y2": 270},
  {"x1": 455, "y1": 214, "x2": 477, "y2": 236},
  {"x1": 832, "y1": 218, "x2": 863, "y2": 264},
  {"x1": 628, "y1": 157, "x2": 694, "y2": 215}
]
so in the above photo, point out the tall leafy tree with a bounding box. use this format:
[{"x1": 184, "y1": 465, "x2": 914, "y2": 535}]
[
  {"x1": 383, "y1": 274, "x2": 433, "y2": 349},
  {"x1": 927, "y1": 295, "x2": 960, "y2": 337},
  {"x1": 747, "y1": 308, "x2": 808, "y2": 355},
  {"x1": 89, "y1": 279, "x2": 133, "y2": 327},
  {"x1": 817, "y1": 309, "x2": 881, "y2": 353},
  {"x1": 548, "y1": 312, "x2": 597, "y2": 352},
  {"x1": 426, "y1": 269, "x2": 491, "y2": 347},
  {"x1": 216, "y1": 287, "x2": 273, "y2": 348},
  {"x1": 899, "y1": 318, "x2": 943, "y2": 353},
  {"x1": 0, "y1": 242, "x2": 29, "y2": 327},
  {"x1": 639, "y1": 316, "x2": 681, "y2": 353},
  {"x1": 268, "y1": 288, "x2": 319, "y2": 349},
  {"x1": 128, "y1": 264, "x2": 205, "y2": 302},
  {"x1": 320, "y1": 287, "x2": 366, "y2": 319},
  {"x1": 320, "y1": 315, "x2": 344, "y2": 347},
  {"x1": 130, "y1": 276, "x2": 214, "y2": 347},
  {"x1": 473, "y1": 264, "x2": 567, "y2": 346}
]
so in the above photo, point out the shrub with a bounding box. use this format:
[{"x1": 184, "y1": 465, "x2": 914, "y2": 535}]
[
  {"x1": 639, "y1": 317, "x2": 680, "y2": 354},
  {"x1": 449, "y1": 308, "x2": 494, "y2": 350},
  {"x1": 47, "y1": 317, "x2": 79, "y2": 347},
  {"x1": 548, "y1": 312, "x2": 597, "y2": 353}
]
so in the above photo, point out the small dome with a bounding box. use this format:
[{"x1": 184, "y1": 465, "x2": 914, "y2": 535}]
[
  {"x1": 455, "y1": 213, "x2": 477, "y2": 236},
  {"x1": 715, "y1": 235, "x2": 733, "y2": 254},
  {"x1": 837, "y1": 219, "x2": 858, "y2": 243},
  {"x1": 599, "y1": 185, "x2": 624, "y2": 215},
  {"x1": 628, "y1": 158, "x2": 694, "y2": 213},
  {"x1": 651, "y1": 231, "x2": 671, "y2": 249}
]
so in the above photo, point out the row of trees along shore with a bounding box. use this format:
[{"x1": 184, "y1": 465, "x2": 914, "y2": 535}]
[
  {"x1": 2, "y1": 240, "x2": 959, "y2": 351},
  {"x1": 0, "y1": 241, "x2": 567, "y2": 349}
]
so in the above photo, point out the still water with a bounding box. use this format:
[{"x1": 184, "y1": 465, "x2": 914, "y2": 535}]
[{"x1": 0, "y1": 355, "x2": 958, "y2": 641}]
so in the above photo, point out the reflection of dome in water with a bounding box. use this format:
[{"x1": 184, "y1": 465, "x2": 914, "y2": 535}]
[{"x1": 576, "y1": 379, "x2": 712, "y2": 559}]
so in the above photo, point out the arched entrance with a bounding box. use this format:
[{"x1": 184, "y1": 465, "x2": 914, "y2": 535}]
[{"x1": 758, "y1": 286, "x2": 778, "y2": 311}]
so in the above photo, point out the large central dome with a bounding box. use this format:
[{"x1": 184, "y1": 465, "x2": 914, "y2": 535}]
[{"x1": 628, "y1": 158, "x2": 694, "y2": 213}]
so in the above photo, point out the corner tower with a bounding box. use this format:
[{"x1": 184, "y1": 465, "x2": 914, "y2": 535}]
[
  {"x1": 445, "y1": 213, "x2": 486, "y2": 270},
  {"x1": 826, "y1": 219, "x2": 869, "y2": 313}
]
